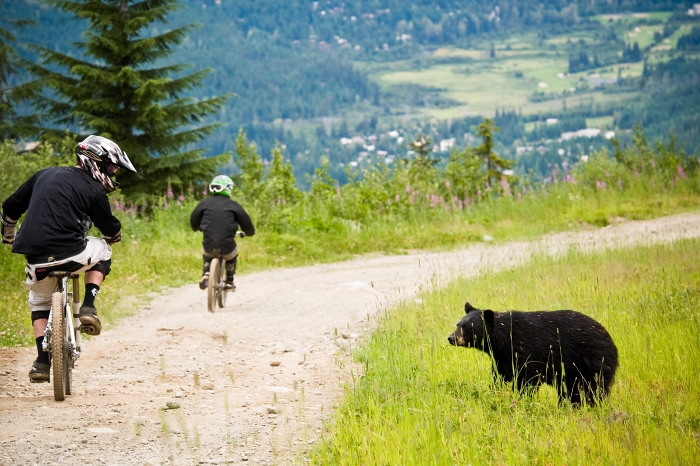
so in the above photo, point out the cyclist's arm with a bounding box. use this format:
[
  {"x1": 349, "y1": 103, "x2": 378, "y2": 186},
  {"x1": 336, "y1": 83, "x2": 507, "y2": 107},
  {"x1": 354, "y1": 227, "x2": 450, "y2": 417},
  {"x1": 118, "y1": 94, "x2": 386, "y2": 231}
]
[
  {"x1": 190, "y1": 202, "x2": 204, "y2": 231},
  {"x1": 2, "y1": 170, "x2": 42, "y2": 221},
  {"x1": 233, "y1": 203, "x2": 255, "y2": 237},
  {"x1": 89, "y1": 193, "x2": 121, "y2": 239}
]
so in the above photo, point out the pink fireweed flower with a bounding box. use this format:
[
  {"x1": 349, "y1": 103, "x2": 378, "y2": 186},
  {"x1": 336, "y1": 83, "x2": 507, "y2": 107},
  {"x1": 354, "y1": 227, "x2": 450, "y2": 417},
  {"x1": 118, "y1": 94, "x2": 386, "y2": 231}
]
[
  {"x1": 395, "y1": 194, "x2": 400, "y2": 202},
  {"x1": 167, "y1": 187, "x2": 174, "y2": 198},
  {"x1": 202, "y1": 189, "x2": 207, "y2": 196},
  {"x1": 163, "y1": 200, "x2": 169, "y2": 210},
  {"x1": 178, "y1": 194, "x2": 185, "y2": 202},
  {"x1": 651, "y1": 160, "x2": 656, "y2": 169},
  {"x1": 634, "y1": 171, "x2": 639, "y2": 177},
  {"x1": 605, "y1": 171, "x2": 610, "y2": 178},
  {"x1": 678, "y1": 165, "x2": 685, "y2": 177},
  {"x1": 445, "y1": 180, "x2": 451, "y2": 189},
  {"x1": 406, "y1": 185, "x2": 411, "y2": 193}
]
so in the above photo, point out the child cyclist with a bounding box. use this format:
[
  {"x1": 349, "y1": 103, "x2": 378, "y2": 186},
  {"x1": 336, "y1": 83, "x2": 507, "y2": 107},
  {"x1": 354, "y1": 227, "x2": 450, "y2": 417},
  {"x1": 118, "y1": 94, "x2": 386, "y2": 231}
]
[{"x1": 190, "y1": 175, "x2": 255, "y2": 290}]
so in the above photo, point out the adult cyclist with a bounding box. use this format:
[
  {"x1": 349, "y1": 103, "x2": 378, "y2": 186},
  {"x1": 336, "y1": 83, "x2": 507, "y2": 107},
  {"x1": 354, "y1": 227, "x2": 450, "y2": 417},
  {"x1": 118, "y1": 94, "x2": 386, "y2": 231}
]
[
  {"x1": 1, "y1": 135, "x2": 136, "y2": 383},
  {"x1": 190, "y1": 175, "x2": 255, "y2": 291}
]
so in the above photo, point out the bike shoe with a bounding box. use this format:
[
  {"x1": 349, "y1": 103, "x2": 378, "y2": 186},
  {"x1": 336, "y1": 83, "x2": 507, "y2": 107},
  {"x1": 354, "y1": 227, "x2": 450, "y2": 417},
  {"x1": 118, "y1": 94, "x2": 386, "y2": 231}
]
[
  {"x1": 79, "y1": 305, "x2": 102, "y2": 336},
  {"x1": 29, "y1": 359, "x2": 50, "y2": 383},
  {"x1": 199, "y1": 273, "x2": 209, "y2": 290},
  {"x1": 224, "y1": 281, "x2": 236, "y2": 292}
]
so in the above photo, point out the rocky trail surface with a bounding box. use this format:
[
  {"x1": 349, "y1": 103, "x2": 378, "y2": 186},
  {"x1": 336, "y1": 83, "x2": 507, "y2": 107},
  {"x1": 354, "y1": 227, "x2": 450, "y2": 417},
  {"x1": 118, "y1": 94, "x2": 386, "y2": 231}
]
[{"x1": 2, "y1": 212, "x2": 700, "y2": 466}]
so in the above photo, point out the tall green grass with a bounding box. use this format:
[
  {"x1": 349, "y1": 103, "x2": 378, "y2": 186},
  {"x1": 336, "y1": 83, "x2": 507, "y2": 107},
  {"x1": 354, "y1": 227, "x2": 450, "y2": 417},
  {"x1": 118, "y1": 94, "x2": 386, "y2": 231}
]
[
  {"x1": 2, "y1": 176, "x2": 700, "y2": 347},
  {"x1": 312, "y1": 239, "x2": 700, "y2": 465}
]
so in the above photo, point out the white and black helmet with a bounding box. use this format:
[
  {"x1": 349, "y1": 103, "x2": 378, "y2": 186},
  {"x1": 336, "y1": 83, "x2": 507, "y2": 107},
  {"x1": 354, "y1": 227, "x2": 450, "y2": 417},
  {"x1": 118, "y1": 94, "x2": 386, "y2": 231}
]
[{"x1": 75, "y1": 135, "x2": 136, "y2": 193}]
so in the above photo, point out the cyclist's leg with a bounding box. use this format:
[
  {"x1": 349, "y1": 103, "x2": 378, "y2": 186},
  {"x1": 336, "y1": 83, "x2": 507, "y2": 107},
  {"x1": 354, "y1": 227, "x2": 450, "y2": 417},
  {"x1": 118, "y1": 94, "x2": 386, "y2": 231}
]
[
  {"x1": 222, "y1": 248, "x2": 238, "y2": 289},
  {"x1": 68, "y1": 237, "x2": 112, "y2": 336},
  {"x1": 26, "y1": 267, "x2": 57, "y2": 381},
  {"x1": 200, "y1": 250, "x2": 215, "y2": 289}
]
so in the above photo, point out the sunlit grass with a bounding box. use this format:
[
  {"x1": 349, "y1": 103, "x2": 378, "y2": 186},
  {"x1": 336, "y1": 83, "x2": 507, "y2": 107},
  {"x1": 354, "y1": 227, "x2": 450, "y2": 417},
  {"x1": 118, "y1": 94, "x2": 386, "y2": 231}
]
[
  {"x1": 2, "y1": 176, "x2": 700, "y2": 347},
  {"x1": 313, "y1": 239, "x2": 700, "y2": 465}
]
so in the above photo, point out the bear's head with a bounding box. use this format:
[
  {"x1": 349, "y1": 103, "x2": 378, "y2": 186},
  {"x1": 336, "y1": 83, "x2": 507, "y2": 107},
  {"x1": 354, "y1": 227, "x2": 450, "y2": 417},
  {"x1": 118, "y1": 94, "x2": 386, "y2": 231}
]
[{"x1": 447, "y1": 301, "x2": 494, "y2": 350}]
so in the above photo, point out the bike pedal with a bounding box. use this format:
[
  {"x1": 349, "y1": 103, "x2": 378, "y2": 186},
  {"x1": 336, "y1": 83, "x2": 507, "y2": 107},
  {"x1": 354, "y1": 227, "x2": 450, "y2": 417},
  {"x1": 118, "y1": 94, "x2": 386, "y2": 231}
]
[{"x1": 79, "y1": 324, "x2": 95, "y2": 335}]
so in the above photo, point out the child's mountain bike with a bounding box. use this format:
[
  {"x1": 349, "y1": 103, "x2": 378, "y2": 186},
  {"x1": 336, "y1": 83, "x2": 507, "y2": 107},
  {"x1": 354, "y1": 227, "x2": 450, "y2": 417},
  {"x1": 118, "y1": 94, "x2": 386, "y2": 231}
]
[
  {"x1": 207, "y1": 231, "x2": 245, "y2": 312},
  {"x1": 43, "y1": 271, "x2": 88, "y2": 401}
]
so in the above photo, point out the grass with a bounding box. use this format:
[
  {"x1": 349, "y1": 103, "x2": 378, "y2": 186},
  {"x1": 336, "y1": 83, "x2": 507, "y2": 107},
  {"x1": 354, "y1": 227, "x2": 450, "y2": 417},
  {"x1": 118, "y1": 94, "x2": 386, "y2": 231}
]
[
  {"x1": 2, "y1": 176, "x2": 700, "y2": 347},
  {"x1": 312, "y1": 238, "x2": 700, "y2": 465}
]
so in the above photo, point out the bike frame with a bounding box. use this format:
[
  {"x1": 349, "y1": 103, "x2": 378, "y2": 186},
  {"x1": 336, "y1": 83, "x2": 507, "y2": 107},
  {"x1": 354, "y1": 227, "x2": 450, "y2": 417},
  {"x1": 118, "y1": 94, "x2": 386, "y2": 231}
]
[{"x1": 43, "y1": 274, "x2": 81, "y2": 365}]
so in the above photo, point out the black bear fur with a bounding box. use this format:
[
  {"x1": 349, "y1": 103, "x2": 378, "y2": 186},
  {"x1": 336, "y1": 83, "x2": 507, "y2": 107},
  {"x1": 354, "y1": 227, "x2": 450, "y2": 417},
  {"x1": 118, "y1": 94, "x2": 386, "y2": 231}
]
[{"x1": 447, "y1": 302, "x2": 618, "y2": 406}]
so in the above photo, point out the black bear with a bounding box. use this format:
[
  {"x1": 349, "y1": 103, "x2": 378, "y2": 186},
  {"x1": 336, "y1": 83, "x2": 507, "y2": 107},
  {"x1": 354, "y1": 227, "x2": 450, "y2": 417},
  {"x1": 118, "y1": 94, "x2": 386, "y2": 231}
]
[{"x1": 447, "y1": 302, "x2": 618, "y2": 406}]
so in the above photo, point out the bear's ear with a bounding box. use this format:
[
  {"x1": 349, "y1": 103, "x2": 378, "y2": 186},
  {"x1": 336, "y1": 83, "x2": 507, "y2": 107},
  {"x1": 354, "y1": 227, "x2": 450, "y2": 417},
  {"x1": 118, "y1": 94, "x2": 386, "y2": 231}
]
[
  {"x1": 482, "y1": 309, "x2": 495, "y2": 325},
  {"x1": 464, "y1": 302, "x2": 476, "y2": 314}
]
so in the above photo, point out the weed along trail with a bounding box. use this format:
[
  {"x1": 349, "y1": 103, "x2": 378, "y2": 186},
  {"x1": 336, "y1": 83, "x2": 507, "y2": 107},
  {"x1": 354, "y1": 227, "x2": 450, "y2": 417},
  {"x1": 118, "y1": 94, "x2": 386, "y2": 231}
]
[{"x1": 1, "y1": 211, "x2": 700, "y2": 465}]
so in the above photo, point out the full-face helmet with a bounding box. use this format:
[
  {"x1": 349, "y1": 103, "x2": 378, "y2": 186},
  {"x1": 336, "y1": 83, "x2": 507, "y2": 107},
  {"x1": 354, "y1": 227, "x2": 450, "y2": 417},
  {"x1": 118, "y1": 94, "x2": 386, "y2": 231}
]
[
  {"x1": 75, "y1": 135, "x2": 136, "y2": 193},
  {"x1": 209, "y1": 175, "x2": 234, "y2": 198}
]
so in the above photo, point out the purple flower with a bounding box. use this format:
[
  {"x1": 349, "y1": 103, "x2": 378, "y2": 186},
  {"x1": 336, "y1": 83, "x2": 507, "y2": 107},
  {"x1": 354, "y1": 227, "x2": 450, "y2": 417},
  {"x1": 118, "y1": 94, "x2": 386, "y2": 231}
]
[
  {"x1": 167, "y1": 187, "x2": 174, "y2": 198},
  {"x1": 445, "y1": 180, "x2": 451, "y2": 189},
  {"x1": 678, "y1": 165, "x2": 685, "y2": 177},
  {"x1": 605, "y1": 171, "x2": 610, "y2": 178},
  {"x1": 406, "y1": 185, "x2": 411, "y2": 193},
  {"x1": 178, "y1": 194, "x2": 185, "y2": 202}
]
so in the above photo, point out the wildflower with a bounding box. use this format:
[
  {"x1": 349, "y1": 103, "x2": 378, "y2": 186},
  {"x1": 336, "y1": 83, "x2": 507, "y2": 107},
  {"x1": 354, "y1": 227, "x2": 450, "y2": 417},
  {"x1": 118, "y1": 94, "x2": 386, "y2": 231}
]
[
  {"x1": 166, "y1": 186, "x2": 174, "y2": 198},
  {"x1": 678, "y1": 165, "x2": 685, "y2": 178},
  {"x1": 651, "y1": 160, "x2": 656, "y2": 169},
  {"x1": 634, "y1": 171, "x2": 639, "y2": 177},
  {"x1": 395, "y1": 194, "x2": 400, "y2": 202},
  {"x1": 178, "y1": 194, "x2": 185, "y2": 202},
  {"x1": 445, "y1": 180, "x2": 451, "y2": 189},
  {"x1": 406, "y1": 184, "x2": 411, "y2": 193},
  {"x1": 605, "y1": 171, "x2": 609, "y2": 178}
]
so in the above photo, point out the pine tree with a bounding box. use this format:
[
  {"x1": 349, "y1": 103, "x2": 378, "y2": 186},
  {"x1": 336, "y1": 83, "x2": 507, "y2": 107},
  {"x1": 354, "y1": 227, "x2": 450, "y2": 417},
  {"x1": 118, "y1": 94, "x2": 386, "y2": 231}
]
[
  {"x1": 473, "y1": 118, "x2": 513, "y2": 186},
  {"x1": 0, "y1": 7, "x2": 36, "y2": 140},
  {"x1": 21, "y1": 0, "x2": 233, "y2": 196}
]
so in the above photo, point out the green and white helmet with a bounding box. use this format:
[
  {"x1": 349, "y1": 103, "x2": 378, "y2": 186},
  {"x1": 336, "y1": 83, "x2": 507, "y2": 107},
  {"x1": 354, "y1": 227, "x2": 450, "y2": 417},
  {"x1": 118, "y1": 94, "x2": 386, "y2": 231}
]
[{"x1": 209, "y1": 175, "x2": 235, "y2": 198}]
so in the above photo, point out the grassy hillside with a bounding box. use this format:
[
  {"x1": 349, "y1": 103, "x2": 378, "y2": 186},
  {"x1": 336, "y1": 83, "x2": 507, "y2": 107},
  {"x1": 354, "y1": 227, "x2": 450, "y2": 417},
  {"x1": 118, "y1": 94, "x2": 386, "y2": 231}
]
[{"x1": 312, "y1": 238, "x2": 700, "y2": 465}]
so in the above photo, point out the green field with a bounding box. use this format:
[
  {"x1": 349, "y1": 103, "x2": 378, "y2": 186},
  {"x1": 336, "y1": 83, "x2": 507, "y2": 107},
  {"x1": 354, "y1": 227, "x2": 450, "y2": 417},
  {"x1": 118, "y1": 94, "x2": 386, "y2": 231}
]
[
  {"x1": 369, "y1": 12, "x2": 697, "y2": 121},
  {"x1": 313, "y1": 238, "x2": 700, "y2": 465}
]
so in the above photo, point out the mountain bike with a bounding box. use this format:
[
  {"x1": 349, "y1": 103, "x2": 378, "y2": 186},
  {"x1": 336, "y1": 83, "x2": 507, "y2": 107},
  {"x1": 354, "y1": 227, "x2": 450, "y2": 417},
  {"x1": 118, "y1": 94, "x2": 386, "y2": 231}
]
[
  {"x1": 43, "y1": 271, "x2": 86, "y2": 401},
  {"x1": 207, "y1": 231, "x2": 245, "y2": 312}
]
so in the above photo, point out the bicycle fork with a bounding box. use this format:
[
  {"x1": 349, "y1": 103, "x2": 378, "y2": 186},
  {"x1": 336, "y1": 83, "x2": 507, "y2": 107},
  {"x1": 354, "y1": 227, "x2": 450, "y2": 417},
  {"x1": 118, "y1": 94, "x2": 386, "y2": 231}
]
[{"x1": 42, "y1": 276, "x2": 82, "y2": 365}]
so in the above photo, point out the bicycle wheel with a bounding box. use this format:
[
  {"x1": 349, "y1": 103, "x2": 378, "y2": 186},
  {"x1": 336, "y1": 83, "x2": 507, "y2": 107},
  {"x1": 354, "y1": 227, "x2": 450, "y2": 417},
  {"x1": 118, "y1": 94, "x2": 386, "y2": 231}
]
[
  {"x1": 217, "y1": 260, "x2": 227, "y2": 308},
  {"x1": 207, "y1": 258, "x2": 219, "y2": 313},
  {"x1": 64, "y1": 340, "x2": 73, "y2": 395},
  {"x1": 51, "y1": 292, "x2": 67, "y2": 401}
]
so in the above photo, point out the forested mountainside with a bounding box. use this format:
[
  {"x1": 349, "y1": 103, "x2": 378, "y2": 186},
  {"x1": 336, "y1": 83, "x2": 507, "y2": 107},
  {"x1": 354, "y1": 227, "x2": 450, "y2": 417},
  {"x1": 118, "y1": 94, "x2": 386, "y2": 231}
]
[{"x1": 3, "y1": 1, "x2": 699, "y2": 184}]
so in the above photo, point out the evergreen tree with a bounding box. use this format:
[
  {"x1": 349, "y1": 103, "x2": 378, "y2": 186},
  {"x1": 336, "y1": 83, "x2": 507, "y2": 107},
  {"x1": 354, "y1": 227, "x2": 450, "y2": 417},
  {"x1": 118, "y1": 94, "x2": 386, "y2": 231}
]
[
  {"x1": 473, "y1": 118, "x2": 513, "y2": 186},
  {"x1": 21, "y1": 0, "x2": 233, "y2": 196},
  {"x1": 0, "y1": 6, "x2": 36, "y2": 140},
  {"x1": 233, "y1": 128, "x2": 264, "y2": 202}
]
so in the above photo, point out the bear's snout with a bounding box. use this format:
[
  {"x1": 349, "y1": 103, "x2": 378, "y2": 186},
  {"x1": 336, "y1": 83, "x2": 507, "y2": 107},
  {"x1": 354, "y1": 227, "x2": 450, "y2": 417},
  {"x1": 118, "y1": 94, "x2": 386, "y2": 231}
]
[{"x1": 447, "y1": 328, "x2": 464, "y2": 346}]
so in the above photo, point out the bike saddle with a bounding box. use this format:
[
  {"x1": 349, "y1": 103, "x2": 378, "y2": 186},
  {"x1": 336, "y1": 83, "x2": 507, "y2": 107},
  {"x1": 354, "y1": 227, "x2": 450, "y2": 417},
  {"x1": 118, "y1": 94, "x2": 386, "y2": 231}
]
[{"x1": 48, "y1": 271, "x2": 80, "y2": 279}]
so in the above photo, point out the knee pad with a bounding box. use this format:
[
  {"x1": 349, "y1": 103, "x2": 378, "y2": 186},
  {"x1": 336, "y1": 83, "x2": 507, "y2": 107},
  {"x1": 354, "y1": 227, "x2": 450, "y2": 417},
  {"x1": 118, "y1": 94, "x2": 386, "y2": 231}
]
[
  {"x1": 87, "y1": 258, "x2": 111, "y2": 277},
  {"x1": 32, "y1": 310, "x2": 50, "y2": 322}
]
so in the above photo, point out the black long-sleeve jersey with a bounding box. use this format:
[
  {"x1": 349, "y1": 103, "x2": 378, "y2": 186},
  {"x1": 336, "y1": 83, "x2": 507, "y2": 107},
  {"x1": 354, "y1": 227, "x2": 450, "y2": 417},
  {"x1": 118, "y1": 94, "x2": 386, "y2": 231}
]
[
  {"x1": 2, "y1": 166, "x2": 121, "y2": 256},
  {"x1": 190, "y1": 195, "x2": 255, "y2": 255}
]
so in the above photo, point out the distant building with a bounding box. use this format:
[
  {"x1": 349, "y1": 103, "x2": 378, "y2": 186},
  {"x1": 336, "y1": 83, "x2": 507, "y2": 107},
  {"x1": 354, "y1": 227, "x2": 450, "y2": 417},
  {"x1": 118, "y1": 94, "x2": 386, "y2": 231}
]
[{"x1": 560, "y1": 128, "x2": 601, "y2": 141}]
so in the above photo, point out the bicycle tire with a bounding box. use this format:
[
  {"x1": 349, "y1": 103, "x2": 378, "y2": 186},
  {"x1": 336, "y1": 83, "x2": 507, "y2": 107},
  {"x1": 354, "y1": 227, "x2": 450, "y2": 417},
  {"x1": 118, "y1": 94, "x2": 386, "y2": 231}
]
[
  {"x1": 217, "y1": 259, "x2": 227, "y2": 308},
  {"x1": 64, "y1": 340, "x2": 73, "y2": 396},
  {"x1": 207, "y1": 258, "x2": 219, "y2": 313},
  {"x1": 51, "y1": 292, "x2": 66, "y2": 401}
]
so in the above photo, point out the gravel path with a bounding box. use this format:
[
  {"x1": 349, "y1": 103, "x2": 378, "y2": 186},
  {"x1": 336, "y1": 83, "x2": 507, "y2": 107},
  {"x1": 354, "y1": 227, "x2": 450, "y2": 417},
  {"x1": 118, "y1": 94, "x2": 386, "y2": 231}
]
[{"x1": 1, "y1": 212, "x2": 700, "y2": 466}]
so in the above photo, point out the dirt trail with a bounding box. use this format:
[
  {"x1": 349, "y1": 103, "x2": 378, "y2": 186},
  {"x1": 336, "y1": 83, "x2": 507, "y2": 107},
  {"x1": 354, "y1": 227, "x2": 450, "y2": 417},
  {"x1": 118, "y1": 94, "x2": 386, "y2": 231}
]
[{"x1": 2, "y1": 212, "x2": 700, "y2": 466}]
